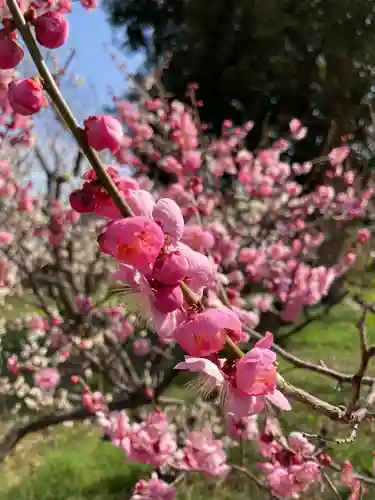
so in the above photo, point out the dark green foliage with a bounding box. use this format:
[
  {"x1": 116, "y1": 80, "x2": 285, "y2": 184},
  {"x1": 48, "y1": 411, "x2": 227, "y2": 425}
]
[{"x1": 104, "y1": 0, "x2": 375, "y2": 162}]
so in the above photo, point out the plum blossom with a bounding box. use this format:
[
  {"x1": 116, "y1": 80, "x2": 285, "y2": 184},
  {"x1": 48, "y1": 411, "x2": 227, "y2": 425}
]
[
  {"x1": 98, "y1": 216, "x2": 165, "y2": 271},
  {"x1": 130, "y1": 474, "x2": 176, "y2": 500},
  {"x1": 235, "y1": 331, "x2": 290, "y2": 411},
  {"x1": 174, "y1": 307, "x2": 242, "y2": 357},
  {"x1": 177, "y1": 427, "x2": 230, "y2": 478},
  {"x1": 34, "y1": 367, "x2": 61, "y2": 389}
]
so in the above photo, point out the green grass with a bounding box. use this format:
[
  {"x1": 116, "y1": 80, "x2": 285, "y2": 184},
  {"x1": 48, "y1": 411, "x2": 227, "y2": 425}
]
[{"x1": 1, "y1": 299, "x2": 375, "y2": 499}]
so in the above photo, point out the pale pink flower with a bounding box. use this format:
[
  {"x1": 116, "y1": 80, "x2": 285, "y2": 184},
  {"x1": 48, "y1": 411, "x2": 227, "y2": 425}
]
[
  {"x1": 111, "y1": 264, "x2": 186, "y2": 343},
  {"x1": 182, "y1": 225, "x2": 215, "y2": 252},
  {"x1": 182, "y1": 151, "x2": 201, "y2": 172},
  {"x1": 178, "y1": 427, "x2": 230, "y2": 478},
  {"x1": 126, "y1": 190, "x2": 155, "y2": 217},
  {"x1": 0, "y1": 231, "x2": 13, "y2": 244},
  {"x1": 124, "y1": 410, "x2": 177, "y2": 467},
  {"x1": 34, "y1": 367, "x2": 61, "y2": 389},
  {"x1": 97, "y1": 411, "x2": 130, "y2": 448},
  {"x1": 235, "y1": 332, "x2": 290, "y2": 411},
  {"x1": 289, "y1": 118, "x2": 307, "y2": 140},
  {"x1": 329, "y1": 146, "x2": 350, "y2": 166},
  {"x1": 267, "y1": 467, "x2": 299, "y2": 498},
  {"x1": 357, "y1": 228, "x2": 371, "y2": 244},
  {"x1": 114, "y1": 320, "x2": 133, "y2": 341},
  {"x1": 28, "y1": 316, "x2": 45, "y2": 331},
  {"x1": 152, "y1": 198, "x2": 184, "y2": 244},
  {"x1": 98, "y1": 216, "x2": 165, "y2": 271},
  {"x1": 82, "y1": 390, "x2": 105, "y2": 413},
  {"x1": 131, "y1": 474, "x2": 176, "y2": 500},
  {"x1": 226, "y1": 413, "x2": 259, "y2": 440},
  {"x1": 133, "y1": 338, "x2": 150, "y2": 356},
  {"x1": 178, "y1": 242, "x2": 216, "y2": 293}
]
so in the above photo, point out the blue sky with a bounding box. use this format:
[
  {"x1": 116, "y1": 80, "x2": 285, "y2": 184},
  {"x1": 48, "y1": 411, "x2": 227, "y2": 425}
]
[{"x1": 63, "y1": 4, "x2": 144, "y2": 107}]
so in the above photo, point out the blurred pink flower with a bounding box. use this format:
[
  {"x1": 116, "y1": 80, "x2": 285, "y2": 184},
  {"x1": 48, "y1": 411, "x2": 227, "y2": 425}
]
[{"x1": 34, "y1": 367, "x2": 61, "y2": 389}]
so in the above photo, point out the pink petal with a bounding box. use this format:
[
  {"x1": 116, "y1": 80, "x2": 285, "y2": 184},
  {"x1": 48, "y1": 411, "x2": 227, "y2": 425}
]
[
  {"x1": 175, "y1": 356, "x2": 224, "y2": 383},
  {"x1": 152, "y1": 308, "x2": 186, "y2": 344},
  {"x1": 266, "y1": 390, "x2": 291, "y2": 411},
  {"x1": 254, "y1": 330, "x2": 274, "y2": 350}
]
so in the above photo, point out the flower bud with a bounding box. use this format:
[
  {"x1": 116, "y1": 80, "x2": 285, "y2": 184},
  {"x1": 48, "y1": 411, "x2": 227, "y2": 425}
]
[
  {"x1": 8, "y1": 78, "x2": 45, "y2": 116},
  {"x1": 153, "y1": 251, "x2": 189, "y2": 285},
  {"x1": 83, "y1": 115, "x2": 123, "y2": 153},
  {"x1": 69, "y1": 189, "x2": 96, "y2": 213},
  {"x1": 0, "y1": 32, "x2": 24, "y2": 69},
  {"x1": 34, "y1": 12, "x2": 69, "y2": 49}
]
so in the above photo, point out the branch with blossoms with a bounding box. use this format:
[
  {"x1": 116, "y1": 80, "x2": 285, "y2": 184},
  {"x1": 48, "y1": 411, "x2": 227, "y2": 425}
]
[{"x1": 2, "y1": 0, "x2": 375, "y2": 497}]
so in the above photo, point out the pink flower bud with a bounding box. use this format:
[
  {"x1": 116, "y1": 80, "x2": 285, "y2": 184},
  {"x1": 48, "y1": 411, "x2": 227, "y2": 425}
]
[
  {"x1": 182, "y1": 152, "x2": 201, "y2": 172},
  {"x1": 343, "y1": 251, "x2": 356, "y2": 266},
  {"x1": 34, "y1": 12, "x2": 69, "y2": 49},
  {"x1": 357, "y1": 228, "x2": 371, "y2": 244},
  {"x1": 69, "y1": 189, "x2": 96, "y2": 213},
  {"x1": 83, "y1": 115, "x2": 123, "y2": 153},
  {"x1": 153, "y1": 251, "x2": 189, "y2": 285},
  {"x1": 133, "y1": 338, "x2": 150, "y2": 356},
  {"x1": 0, "y1": 32, "x2": 24, "y2": 69},
  {"x1": 154, "y1": 285, "x2": 183, "y2": 313},
  {"x1": 8, "y1": 78, "x2": 45, "y2": 116}
]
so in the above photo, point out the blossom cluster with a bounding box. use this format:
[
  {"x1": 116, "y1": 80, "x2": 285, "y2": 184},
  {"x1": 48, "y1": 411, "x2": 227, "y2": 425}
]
[{"x1": 1, "y1": 4, "x2": 375, "y2": 498}]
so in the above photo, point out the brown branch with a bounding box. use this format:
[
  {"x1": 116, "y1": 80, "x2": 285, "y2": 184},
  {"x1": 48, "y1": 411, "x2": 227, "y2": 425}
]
[{"x1": 0, "y1": 366, "x2": 178, "y2": 464}]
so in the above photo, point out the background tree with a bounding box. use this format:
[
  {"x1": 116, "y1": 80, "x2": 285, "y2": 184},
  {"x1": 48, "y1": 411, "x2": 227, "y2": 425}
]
[{"x1": 104, "y1": 0, "x2": 375, "y2": 182}]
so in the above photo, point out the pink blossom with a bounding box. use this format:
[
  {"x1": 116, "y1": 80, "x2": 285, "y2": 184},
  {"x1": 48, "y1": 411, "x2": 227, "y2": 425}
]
[
  {"x1": 182, "y1": 151, "x2": 201, "y2": 172},
  {"x1": 123, "y1": 410, "x2": 176, "y2": 467},
  {"x1": 82, "y1": 390, "x2": 105, "y2": 413},
  {"x1": 131, "y1": 474, "x2": 176, "y2": 500},
  {"x1": 34, "y1": 12, "x2": 69, "y2": 49},
  {"x1": 126, "y1": 190, "x2": 155, "y2": 217},
  {"x1": 178, "y1": 242, "x2": 216, "y2": 293},
  {"x1": 98, "y1": 216, "x2": 165, "y2": 271},
  {"x1": 236, "y1": 332, "x2": 291, "y2": 411},
  {"x1": 114, "y1": 320, "x2": 133, "y2": 341},
  {"x1": 182, "y1": 225, "x2": 214, "y2": 252},
  {"x1": 28, "y1": 316, "x2": 45, "y2": 331},
  {"x1": 357, "y1": 228, "x2": 371, "y2": 244},
  {"x1": 329, "y1": 146, "x2": 350, "y2": 166},
  {"x1": 133, "y1": 338, "x2": 151, "y2": 356},
  {"x1": 34, "y1": 367, "x2": 61, "y2": 389},
  {"x1": 111, "y1": 264, "x2": 186, "y2": 343},
  {"x1": 0, "y1": 231, "x2": 13, "y2": 244},
  {"x1": 80, "y1": 0, "x2": 97, "y2": 8},
  {"x1": 152, "y1": 198, "x2": 184, "y2": 244},
  {"x1": 289, "y1": 118, "x2": 307, "y2": 140},
  {"x1": 83, "y1": 115, "x2": 123, "y2": 153},
  {"x1": 8, "y1": 78, "x2": 45, "y2": 116},
  {"x1": 174, "y1": 308, "x2": 242, "y2": 356},
  {"x1": 7, "y1": 354, "x2": 19, "y2": 376},
  {"x1": 266, "y1": 467, "x2": 299, "y2": 497},
  {"x1": 0, "y1": 32, "x2": 24, "y2": 69},
  {"x1": 97, "y1": 411, "x2": 130, "y2": 448},
  {"x1": 178, "y1": 427, "x2": 230, "y2": 478},
  {"x1": 226, "y1": 413, "x2": 259, "y2": 440},
  {"x1": 152, "y1": 251, "x2": 189, "y2": 285}
]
